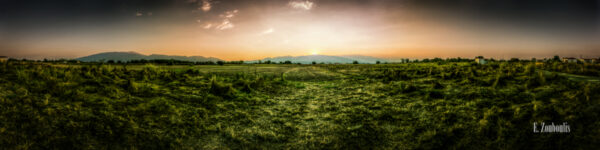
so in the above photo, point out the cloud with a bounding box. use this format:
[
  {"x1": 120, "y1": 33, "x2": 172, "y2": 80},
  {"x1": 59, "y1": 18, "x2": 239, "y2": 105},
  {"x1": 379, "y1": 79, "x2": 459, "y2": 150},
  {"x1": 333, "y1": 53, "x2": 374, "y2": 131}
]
[
  {"x1": 199, "y1": 9, "x2": 239, "y2": 30},
  {"x1": 197, "y1": 19, "x2": 214, "y2": 29},
  {"x1": 203, "y1": 23, "x2": 213, "y2": 29},
  {"x1": 201, "y1": 0, "x2": 212, "y2": 12},
  {"x1": 135, "y1": 11, "x2": 152, "y2": 17},
  {"x1": 261, "y1": 28, "x2": 275, "y2": 35},
  {"x1": 289, "y1": 0, "x2": 314, "y2": 10},
  {"x1": 136, "y1": 11, "x2": 143, "y2": 17},
  {"x1": 216, "y1": 20, "x2": 234, "y2": 30},
  {"x1": 215, "y1": 10, "x2": 238, "y2": 30},
  {"x1": 221, "y1": 10, "x2": 239, "y2": 18}
]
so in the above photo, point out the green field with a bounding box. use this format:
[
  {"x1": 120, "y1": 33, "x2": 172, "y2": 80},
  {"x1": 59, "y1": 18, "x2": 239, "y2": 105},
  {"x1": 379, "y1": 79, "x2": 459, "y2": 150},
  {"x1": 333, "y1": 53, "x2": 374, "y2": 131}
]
[{"x1": 1, "y1": 61, "x2": 599, "y2": 149}]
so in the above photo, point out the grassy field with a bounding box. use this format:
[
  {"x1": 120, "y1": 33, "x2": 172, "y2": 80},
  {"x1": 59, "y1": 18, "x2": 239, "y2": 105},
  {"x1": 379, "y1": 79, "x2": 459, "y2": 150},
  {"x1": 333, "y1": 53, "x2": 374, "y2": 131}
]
[{"x1": 1, "y1": 61, "x2": 599, "y2": 149}]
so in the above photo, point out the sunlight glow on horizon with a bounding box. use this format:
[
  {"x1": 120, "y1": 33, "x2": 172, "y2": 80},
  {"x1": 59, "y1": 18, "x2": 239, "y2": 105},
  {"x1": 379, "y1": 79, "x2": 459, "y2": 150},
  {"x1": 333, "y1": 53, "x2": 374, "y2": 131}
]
[
  {"x1": 2, "y1": 0, "x2": 598, "y2": 60},
  {"x1": 311, "y1": 49, "x2": 319, "y2": 55}
]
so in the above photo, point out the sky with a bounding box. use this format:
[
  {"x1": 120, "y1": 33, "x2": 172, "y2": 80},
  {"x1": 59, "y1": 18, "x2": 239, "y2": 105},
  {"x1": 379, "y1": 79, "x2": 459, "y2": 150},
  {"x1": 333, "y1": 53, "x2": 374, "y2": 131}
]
[{"x1": 0, "y1": 0, "x2": 599, "y2": 60}]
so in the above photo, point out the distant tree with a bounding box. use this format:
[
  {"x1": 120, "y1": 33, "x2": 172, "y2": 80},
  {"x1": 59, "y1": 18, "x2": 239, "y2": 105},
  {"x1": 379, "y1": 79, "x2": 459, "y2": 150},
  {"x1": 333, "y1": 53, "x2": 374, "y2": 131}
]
[
  {"x1": 509, "y1": 58, "x2": 520, "y2": 62},
  {"x1": 117, "y1": 60, "x2": 122, "y2": 64},
  {"x1": 553, "y1": 55, "x2": 560, "y2": 62},
  {"x1": 107, "y1": 60, "x2": 115, "y2": 64},
  {"x1": 476, "y1": 56, "x2": 484, "y2": 59},
  {"x1": 265, "y1": 60, "x2": 272, "y2": 64},
  {"x1": 258, "y1": 60, "x2": 262, "y2": 64},
  {"x1": 284, "y1": 60, "x2": 292, "y2": 64},
  {"x1": 217, "y1": 61, "x2": 225, "y2": 65},
  {"x1": 312, "y1": 61, "x2": 317, "y2": 65},
  {"x1": 353, "y1": 60, "x2": 359, "y2": 64},
  {"x1": 376, "y1": 60, "x2": 381, "y2": 64}
]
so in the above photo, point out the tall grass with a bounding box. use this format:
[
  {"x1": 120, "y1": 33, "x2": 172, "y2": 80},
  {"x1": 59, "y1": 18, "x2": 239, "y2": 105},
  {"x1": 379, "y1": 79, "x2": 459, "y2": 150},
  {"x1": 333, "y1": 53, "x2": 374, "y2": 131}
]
[{"x1": 0, "y1": 61, "x2": 598, "y2": 149}]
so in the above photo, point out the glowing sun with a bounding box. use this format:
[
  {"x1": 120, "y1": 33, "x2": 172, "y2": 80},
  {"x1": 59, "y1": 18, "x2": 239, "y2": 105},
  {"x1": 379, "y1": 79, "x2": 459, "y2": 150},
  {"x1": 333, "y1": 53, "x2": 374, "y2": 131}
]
[{"x1": 311, "y1": 49, "x2": 319, "y2": 55}]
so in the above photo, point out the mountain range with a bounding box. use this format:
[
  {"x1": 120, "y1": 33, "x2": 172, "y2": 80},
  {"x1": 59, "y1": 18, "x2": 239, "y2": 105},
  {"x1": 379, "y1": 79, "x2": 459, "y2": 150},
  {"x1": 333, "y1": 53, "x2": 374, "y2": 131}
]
[
  {"x1": 77, "y1": 52, "x2": 223, "y2": 62},
  {"x1": 77, "y1": 52, "x2": 394, "y2": 64},
  {"x1": 249, "y1": 55, "x2": 388, "y2": 64}
]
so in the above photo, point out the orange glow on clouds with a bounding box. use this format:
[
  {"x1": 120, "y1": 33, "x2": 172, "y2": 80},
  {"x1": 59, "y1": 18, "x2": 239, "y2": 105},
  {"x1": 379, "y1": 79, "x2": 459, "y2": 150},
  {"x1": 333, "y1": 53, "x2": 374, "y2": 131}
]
[{"x1": 2, "y1": 0, "x2": 598, "y2": 60}]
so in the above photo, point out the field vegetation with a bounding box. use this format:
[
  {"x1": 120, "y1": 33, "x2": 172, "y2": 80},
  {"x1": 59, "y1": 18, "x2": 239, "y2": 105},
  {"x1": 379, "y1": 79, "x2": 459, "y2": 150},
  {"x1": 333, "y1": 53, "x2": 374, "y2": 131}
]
[{"x1": 0, "y1": 60, "x2": 599, "y2": 149}]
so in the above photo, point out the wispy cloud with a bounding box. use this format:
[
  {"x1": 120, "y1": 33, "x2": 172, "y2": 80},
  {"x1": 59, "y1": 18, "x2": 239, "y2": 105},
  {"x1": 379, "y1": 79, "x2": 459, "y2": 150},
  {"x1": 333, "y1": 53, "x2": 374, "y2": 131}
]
[
  {"x1": 201, "y1": 0, "x2": 212, "y2": 12},
  {"x1": 261, "y1": 28, "x2": 275, "y2": 35},
  {"x1": 216, "y1": 20, "x2": 234, "y2": 30},
  {"x1": 215, "y1": 10, "x2": 239, "y2": 30},
  {"x1": 221, "y1": 10, "x2": 239, "y2": 18},
  {"x1": 198, "y1": 9, "x2": 239, "y2": 30},
  {"x1": 136, "y1": 11, "x2": 143, "y2": 17},
  {"x1": 203, "y1": 23, "x2": 213, "y2": 29},
  {"x1": 289, "y1": 0, "x2": 314, "y2": 10},
  {"x1": 135, "y1": 11, "x2": 152, "y2": 17}
]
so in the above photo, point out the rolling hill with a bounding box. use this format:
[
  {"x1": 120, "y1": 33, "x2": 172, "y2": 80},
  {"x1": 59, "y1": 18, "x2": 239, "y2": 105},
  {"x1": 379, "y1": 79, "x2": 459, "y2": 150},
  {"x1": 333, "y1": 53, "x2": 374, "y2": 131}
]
[{"x1": 78, "y1": 52, "x2": 394, "y2": 64}]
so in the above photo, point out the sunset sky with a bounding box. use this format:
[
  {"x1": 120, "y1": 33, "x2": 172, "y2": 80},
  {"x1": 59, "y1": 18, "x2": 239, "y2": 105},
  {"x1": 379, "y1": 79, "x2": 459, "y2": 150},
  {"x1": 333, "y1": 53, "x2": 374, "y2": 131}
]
[{"x1": 1, "y1": 0, "x2": 599, "y2": 60}]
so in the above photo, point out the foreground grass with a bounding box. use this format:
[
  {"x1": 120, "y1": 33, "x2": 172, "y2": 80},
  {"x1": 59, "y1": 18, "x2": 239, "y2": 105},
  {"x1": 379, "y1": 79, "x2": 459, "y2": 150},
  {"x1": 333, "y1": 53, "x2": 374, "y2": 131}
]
[{"x1": 1, "y1": 62, "x2": 599, "y2": 149}]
